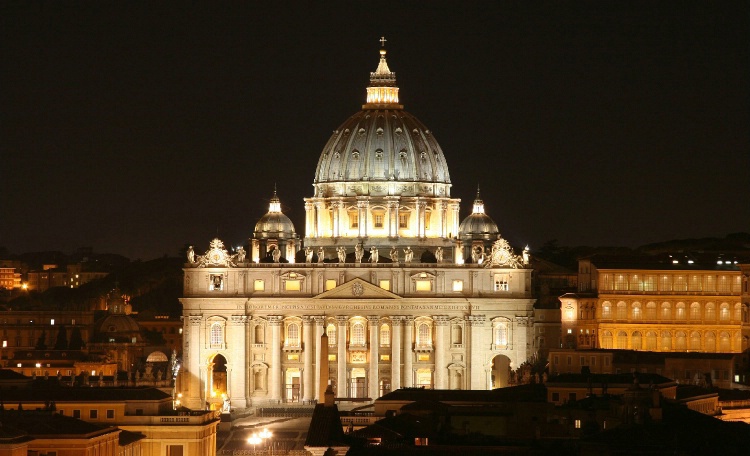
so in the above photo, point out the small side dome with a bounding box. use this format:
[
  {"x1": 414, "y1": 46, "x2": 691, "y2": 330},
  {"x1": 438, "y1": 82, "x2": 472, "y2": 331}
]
[
  {"x1": 459, "y1": 189, "x2": 499, "y2": 240},
  {"x1": 253, "y1": 190, "x2": 297, "y2": 240}
]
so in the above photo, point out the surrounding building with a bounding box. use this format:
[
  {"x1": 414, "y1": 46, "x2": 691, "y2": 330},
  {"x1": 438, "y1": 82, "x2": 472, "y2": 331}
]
[
  {"x1": 180, "y1": 44, "x2": 539, "y2": 411},
  {"x1": 26, "y1": 263, "x2": 108, "y2": 292},
  {"x1": 560, "y1": 254, "x2": 749, "y2": 353}
]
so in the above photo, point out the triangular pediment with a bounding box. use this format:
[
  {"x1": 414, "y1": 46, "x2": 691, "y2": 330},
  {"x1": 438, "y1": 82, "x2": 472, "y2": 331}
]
[{"x1": 314, "y1": 278, "x2": 399, "y2": 299}]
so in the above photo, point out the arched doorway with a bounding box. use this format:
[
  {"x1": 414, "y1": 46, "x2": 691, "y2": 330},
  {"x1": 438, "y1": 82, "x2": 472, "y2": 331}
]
[
  {"x1": 491, "y1": 355, "x2": 511, "y2": 388},
  {"x1": 208, "y1": 354, "x2": 228, "y2": 410}
]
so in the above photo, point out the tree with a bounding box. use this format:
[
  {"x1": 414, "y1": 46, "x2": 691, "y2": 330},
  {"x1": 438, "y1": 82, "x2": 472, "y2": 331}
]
[
  {"x1": 35, "y1": 331, "x2": 47, "y2": 350},
  {"x1": 54, "y1": 324, "x2": 68, "y2": 350},
  {"x1": 69, "y1": 327, "x2": 85, "y2": 350}
]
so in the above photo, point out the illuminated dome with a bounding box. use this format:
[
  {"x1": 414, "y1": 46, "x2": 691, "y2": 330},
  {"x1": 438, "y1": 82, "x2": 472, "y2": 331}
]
[
  {"x1": 459, "y1": 189, "x2": 499, "y2": 240},
  {"x1": 253, "y1": 190, "x2": 297, "y2": 240},
  {"x1": 313, "y1": 48, "x2": 452, "y2": 198},
  {"x1": 93, "y1": 290, "x2": 143, "y2": 343}
]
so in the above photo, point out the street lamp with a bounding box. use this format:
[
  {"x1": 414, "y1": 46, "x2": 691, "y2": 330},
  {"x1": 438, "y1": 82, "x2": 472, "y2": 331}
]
[{"x1": 247, "y1": 433, "x2": 262, "y2": 453}]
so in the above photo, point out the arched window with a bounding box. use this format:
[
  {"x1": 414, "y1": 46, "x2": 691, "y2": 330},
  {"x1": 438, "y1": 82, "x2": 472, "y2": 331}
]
[
  {"x1": 602, "y1": 330, "x2": 613, "y2": 349},
  {"x1": 690, "y1": 302, "x2": 700, "y2": 320},
  {"x1": 380, "y1": 324, "x2": 390, "y2": 346},
  {"x1": 720, "y1": 303, "x2": 730, "y2": 321},
  {"x1": 720, "y1": 332, "x2": 731, "y2": 352},
  {"x1": 705, "y1": 303, "x2": 716, "y2": 321},
  {"x1": 351, "y1": 323, "x2": 365, "y2": 345},
  {"x1": 286, "y1": 323, "x2": 300, "y2": 347},
  {"x1": 417, "y1": 323, "x2": 431, "y2": 346},
  {"x1": 617, "y1": 331, "x2": 628, "y2": 349},
  {"x1": 326, "y1": 324, "x2": 336, "y2": 346},
  {"x1": 631, "y1": 331, "x2": 642, "y2": 350},
  {"x1": 494, "y1": 323, "x2": 508, "y2": 346},
  {"x1": 690, "y1": 332, "x2": 701, "y2": 351},
  {"x1": 646, "y1": 331, "x2": 657, "y2": 351},
  {"x1": 735, "y1": 303, "x2": 743, "y2": 322},
  {"x1": 661, "y1": 331, "x2": 672, "y2": 351},
  {"x1": 675, "y1": 302, "x2": 686, "y2": 320},
  {"x1": 705, "y1": 332, "x2": 716, "y2": 352},
  {"x1": 632, "y1": 303, "x2": 642, "y2": 320},
  {"x1": 210, "y1": 323, "x2": 224, "y2": 348},
  {"x1": 616, "y1": 302, "x2": 627, "y2": 319},
  {"x1": 254, "y1": 325, "x2": 264, "y2": 344},
  {"x1": 601, "y1": 302, "x2": 612, "y2": 319},
  {"x1": 646, "y1": 302, "x2": 657, "y2": 319},
  {"x1": 661, "y1": 302, "x2": 672, "y2": 320},
  {"x1": 675, "y1": 331, "x2": 687, "y2": 350}
]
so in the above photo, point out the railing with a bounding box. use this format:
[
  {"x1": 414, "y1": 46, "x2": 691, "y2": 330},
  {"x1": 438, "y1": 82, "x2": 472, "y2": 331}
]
[{"x1": 719, "y1": 400, "x2": 750, "y2": 409}]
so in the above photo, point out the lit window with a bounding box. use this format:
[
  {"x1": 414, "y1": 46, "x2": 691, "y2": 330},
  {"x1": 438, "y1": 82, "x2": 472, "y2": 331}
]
[
  {"x1": 325, "y1": 279, "x2": 337, "y2": 291},
  {"x1": 494, "y1": 324, "x2": 508, "y2": 346},
  {"x1": 399, "y1": 213, "x2": 409, "y2": 228},
  {"x1": 287, "y1": 354, "x2": 299, "y2": 361},
  {"x1": 379, "y1": 280, "x2": 390, "y2": 290},
  {"x1": 286, "y1": 323, "x2": 300, "y2": 346},
  {"x1": 328, "y1": 354, "x2": 336, "y2": 361},
  {"x1": 418, "y1": 354, "x2": 430, "y2": 361},
  {"x1": 417, "y1": 323, "x2": 431, "y2": 345},
  {"x1": 2, "y1": 340, "x2": 6, "y2": 348},
  {"x1": 210, "y1": 323, "x2": 223, "y2": 347},
  {"x1": 349, "y1": 210, "x2": 359, "y2": 228},
  {"x1": 351, "y1": 323, "x2": 365, "y2": 345},
  {"x1": 373, "y1": 213, "x2": 384, "y2": 228},
  {"x1": 380, "y1": 324, "x2": 390, "y2": 346},
  {"x1": 50, "y1": 319, "x2": 55, "y2": 325},
  {"x1": 380, "y1": 354, "x2": 390, "y2": 361},
  {"x1": 415, "y1": 280, "x2": 431, "y2": 292},
  {"x1": 494, "y1": 274, "x2": 509, "y2": 291},
  {"x1": 452, "y1": 280, "x2": 463, "y2": 292},
  {"x1": 575, "y1": 419, "x2": 581, "y2": 429},
  {"x1": 327, "y1": 324, "x2": 336, "y2": 344},
  {"x1": 285, "y1": 280, "x2": 301, "y2": 291},
  {"x1": 254, "y1": 280, "x2": 265, "y2": 291}
]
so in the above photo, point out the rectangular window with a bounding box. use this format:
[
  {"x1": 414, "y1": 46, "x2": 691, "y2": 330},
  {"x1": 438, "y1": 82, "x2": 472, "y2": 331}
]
[
  {"x1": 575, "y1": 419, "x2": 581, "y2": 429},
  {"x1": 399, "y1": 213, "x2": 409, "y2": 228},
  {"x1": 285, "y1": 280, "x2": 301, "y2": 291},
  {"x1": 643, "y1": 275, "x2": 657, "y2": 291},
  {"x1": 553, "y1": 356, "x2": 559, "y2": 365},
  {"x1": 328, "y1": 354, "x2": 336, "y2": 361},
  {"x1": 73, "y1": 410, "x2": 81, "y2": 418},
  {"x1": 349, "y1": 211, "x2": 359, "y2": 228},
  {"x1": 673, "y1": 275, "x2": 687, "y2": 291},
  {"x1": 106, "y1": 409, "x2": 115, "y2": 419},
  {"x1": 614, "y1": 274, "x2": 627, "y2": 290},
  {"x1": 567, "y1": 356, "x2": 572, "y2": 365},
  {"x1": 379, "y1": 280, "x2": 390, "y2": 291},
  {"x1": 494, "y1": 274, "x2": 509, "y2": 291},
  {"x1": 380, "y1": 354, "x2": 390, "y2": 361},
  {"x1": 452, "y1": 280, "x2": 463, "y2": 292},
  {"x1": 717, "y1": 276, "x2": 731, "y2": 293},
  {"x1": 167, "y1": 445, "x2": 184, "y2": 456},
  {"x1": 552, "y1": 392, "x2": 560, "y2": 402},
  {"x1": 373, "y1": 213, "x2": 384, "y2": 228},
  {"x1": 254, "y1": 280, "x2": 265, "y2": 291},
  {"x1": 287, "y1": 354, "x2": 299, "y2": 361},
  {"x1": 325, "y1": 279, "x2": 337, "y2": 291},
  {"x1": 418, "y1": 354, "x2": 430, "y2": 361},
  {"x1": 89, "y1": 409, "x2": 98, "y2": 419},
  {"x1": 415, "y1": 280, "x2": 432, "y2": 292}
]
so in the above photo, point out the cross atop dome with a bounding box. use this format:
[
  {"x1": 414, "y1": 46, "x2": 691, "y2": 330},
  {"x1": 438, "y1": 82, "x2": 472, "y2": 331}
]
[{"x1": 268, "y1": 187, "x2": 281, "y2": 213}]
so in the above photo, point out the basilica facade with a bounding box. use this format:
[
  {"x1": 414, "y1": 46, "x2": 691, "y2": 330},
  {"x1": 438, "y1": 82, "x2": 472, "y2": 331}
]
[{"x1": 180, "y1": 45, "x2": 538, "y2": 410}]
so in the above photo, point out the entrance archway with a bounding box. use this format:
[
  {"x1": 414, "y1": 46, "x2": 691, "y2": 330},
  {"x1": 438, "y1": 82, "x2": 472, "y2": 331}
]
[
  {"x1": 491, "y1": 354, "x2": 511, "y2": 388},
  {"x1": 208, "y1": 354, "x2": 228, "y2": 410},
  {"x1": 350, "y1": 368, "x2": 366, "y2": 398},
  {"x1": 285, "y1": 368, "x2": 301, "y2": 402}
]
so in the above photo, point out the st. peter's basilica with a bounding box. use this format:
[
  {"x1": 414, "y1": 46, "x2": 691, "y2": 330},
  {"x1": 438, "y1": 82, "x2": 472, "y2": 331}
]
[{"x1": 180, "y1": 44, "x2": 538, "y2": 410}]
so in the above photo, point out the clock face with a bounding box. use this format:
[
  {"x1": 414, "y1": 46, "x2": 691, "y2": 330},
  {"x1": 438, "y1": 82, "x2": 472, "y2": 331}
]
[{"x1": 210, "y1": 249, "x2": 226, "y2": 264}]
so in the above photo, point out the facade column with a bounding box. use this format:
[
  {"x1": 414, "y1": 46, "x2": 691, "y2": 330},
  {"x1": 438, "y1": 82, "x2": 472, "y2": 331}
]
[
  {"x1": 336, "y1": 316, "x2": 348, "y2": 397},
  {"x1": 391, "y1": 317, "x2": 403, "y2": 391},
  {"x1": 449, "y1": 201, "x2": 460, "y2": 239},
  {"x1": 368, "y1": 316, "x2": 380, "y2": 399},
  {"x1": 416, "y1": 199, "x2": 426, "y2": 238},
  {"x1": 434, "y1": 315, "x2": 450, "y2": 389},
  {"x1": 403, "y1": 316, "x2": 414, "y2": 387},
  {"x1": 468, "y1": 315, "x2": 486, "y2": 390},
  {"x1": 186, "y1": 315, "x2": 203, "y2": 409},
  {"x1": 229, "y1": 316, "x2": 248, "y2": 408},
  {"x1": 268, "y1": 316, "x2": 283, "y2": 402},
  {"x1": 315, "y1": 202, "x2": 325, "y2": 238},
  {"x1": 357, "y1": 198, "x2": 369, "y2": 238},
  {"x1": 386, "y1": 197, "x2": 399, "y2": 239},
  {"x1": 304, "y1": 201, "x2": 315, "y2": 238},
  {"x1": 331, "y1": 200, "x2": 342, "y2": 238},
  {"x1": 302, "y1": 316, "x2": 314, "y2": 402},
  {"x1": 313, "y1": 316, "x2": 326, "y2": 401},
  {"x1": 439, "y1": 201, "x2": 448, "y2": 238}
]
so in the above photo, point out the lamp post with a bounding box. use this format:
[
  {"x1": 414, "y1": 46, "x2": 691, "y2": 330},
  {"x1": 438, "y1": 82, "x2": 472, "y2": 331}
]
[{"x1": 247, "y1": 433, "x2": 261, "y2": 453}]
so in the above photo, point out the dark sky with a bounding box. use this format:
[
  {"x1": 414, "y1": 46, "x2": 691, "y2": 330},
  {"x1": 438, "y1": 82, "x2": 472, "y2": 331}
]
[{"x1": 2, "y1": 1, "x2": 748, "y2": 260}]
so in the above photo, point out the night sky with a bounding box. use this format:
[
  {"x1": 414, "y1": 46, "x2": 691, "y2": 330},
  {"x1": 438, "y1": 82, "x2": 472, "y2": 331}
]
[{"x1": 2, "y1": 1, "x2": 748, "y2": 260}]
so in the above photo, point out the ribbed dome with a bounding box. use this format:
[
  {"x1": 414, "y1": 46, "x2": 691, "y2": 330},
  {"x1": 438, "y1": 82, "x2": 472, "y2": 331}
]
[
  {"x1": 313, "y1": 48, "x2": 451, "y2": 197},
  {"x1": 459, "y1": 190, "x2": 499, "y2": 239},
  {"x1": 253, "y1": 190, "x2": 296, "y2": 240}
]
